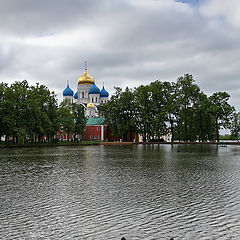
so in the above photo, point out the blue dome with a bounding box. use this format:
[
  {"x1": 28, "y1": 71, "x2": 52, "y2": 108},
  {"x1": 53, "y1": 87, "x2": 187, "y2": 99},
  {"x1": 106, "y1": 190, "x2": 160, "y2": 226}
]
[
  {"x1": 89, "y1": 83, "x2": 100, "y2": 95},
  {"x1": 100, "y1": 86, "x2": 109, "y2": 97},
  {"x1": 74, "y1": 91, "x2": 78, "y2": 99},
  {"x1": 63, "y1": 84, "x2": 74, "y2": 96}
]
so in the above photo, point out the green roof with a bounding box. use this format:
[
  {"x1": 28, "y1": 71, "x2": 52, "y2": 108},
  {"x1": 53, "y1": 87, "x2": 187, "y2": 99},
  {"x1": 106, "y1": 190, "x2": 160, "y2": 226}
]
[{"x1": 86, "y1": 117, "x2": 105, "y2": 125}]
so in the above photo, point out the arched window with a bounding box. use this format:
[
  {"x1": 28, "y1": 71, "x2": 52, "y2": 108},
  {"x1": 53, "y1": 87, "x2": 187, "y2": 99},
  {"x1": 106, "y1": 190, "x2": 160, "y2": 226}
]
[
  {"x1": 96, "y1": 97, "x2": 98, "y2": 102},
  {"x1": 82, "y1": 92, "x2": 84, "y2": 98},
  {"x1": 92, "y1": 97, "x2": 94, "y2": 102}
]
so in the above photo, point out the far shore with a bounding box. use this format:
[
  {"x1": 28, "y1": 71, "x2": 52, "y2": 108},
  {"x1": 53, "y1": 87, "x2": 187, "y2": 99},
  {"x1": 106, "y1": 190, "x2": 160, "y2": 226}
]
[{"x1": 0, "y1": 140, "x2": 239, "y2": 149}]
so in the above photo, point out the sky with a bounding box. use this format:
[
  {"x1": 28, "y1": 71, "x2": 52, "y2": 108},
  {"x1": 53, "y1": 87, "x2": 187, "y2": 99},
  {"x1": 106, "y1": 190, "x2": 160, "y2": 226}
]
[{"x1": 0, "y1": 0, "x2": 240, "y2": 109}]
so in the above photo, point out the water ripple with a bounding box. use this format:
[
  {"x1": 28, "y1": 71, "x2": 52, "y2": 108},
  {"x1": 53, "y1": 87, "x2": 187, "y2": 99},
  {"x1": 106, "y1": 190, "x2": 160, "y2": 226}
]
[{"x1": 1, "y1": 145, "x2": 240, "y2": 239}]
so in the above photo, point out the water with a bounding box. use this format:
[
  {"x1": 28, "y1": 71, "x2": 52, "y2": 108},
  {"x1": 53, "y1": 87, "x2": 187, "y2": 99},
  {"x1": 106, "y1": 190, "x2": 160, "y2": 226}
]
[{"x1": 0, "y1": 144, "x2": 240, "y2": 240}]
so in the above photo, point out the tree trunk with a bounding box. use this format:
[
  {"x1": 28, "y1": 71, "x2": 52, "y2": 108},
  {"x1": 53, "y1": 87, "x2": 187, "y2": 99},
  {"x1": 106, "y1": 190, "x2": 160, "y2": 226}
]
[
  {"x1": 67, "y1": 132, "x2": 70, "y2": 141},
  {"x1": 130, "y1": 127, "x2": 133, "y2": 142},
  {"x1": 199, "y1": 114, "x2": 204, "y2": 142},
  {"x1": 169, "y1": 117, "x2": 174, "y2": 144},
  {"x1": 215, "y1": 117, "x2": 219, "y2": 143},
  {"x1": 143, "y1": 127, "x2": 146, "y2": 142},
  {"x1": 5, "y1": 135, "x2": 8, "y2": 144}
]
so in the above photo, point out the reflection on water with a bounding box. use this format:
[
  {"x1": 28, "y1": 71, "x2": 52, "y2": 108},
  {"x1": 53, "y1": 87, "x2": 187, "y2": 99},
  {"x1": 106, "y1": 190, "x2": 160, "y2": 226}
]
[{"x1": 0, "y1": 144, "x2": 240, "y2": 239}]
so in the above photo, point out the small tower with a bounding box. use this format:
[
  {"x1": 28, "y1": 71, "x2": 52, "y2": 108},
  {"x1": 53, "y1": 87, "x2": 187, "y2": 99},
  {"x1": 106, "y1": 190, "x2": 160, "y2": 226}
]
[
  {"x1": 73, "y1": 91, "x2": 78, "y2": 103},
  {"x1": 86, "y1": 102, "x2": 97, "y2": 118},
  {"x1": 77, "y1": 61, "x2": 95, "y2": 105},
  {"x1": 63, "y1": 81, "x2": 74, "y2": 103},
  {"x1": 88, "y1": 82, "x2": 100, "y2": 106},
  {"x1": 100, "y1": 83, "x2": 109, "y2": 104}
]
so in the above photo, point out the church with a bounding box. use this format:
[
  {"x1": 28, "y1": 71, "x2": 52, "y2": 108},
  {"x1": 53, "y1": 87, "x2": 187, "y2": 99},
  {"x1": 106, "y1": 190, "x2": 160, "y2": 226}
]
[
  {"x1": 60, "y1": 63, "x2": 138, "y2": 142},
  {"x1": 60, "y1": 63, "x2": 111, "y2": 141},
  {"x1": 62, "y1": 62, "x2": 109, "y2": 118}
]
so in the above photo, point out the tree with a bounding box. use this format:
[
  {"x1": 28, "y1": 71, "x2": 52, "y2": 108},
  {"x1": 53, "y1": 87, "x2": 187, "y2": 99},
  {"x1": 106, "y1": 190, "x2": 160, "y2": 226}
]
[
  {"x1": 231, "y1": 112, "x2": 240, "y2": 141},
  {"x1": 7, "y1": 80, "x2": 29, "y2": 143},
  {"x1": 134, "y1": 85, "x2": 155, "y2": 142},
  {"x1": 0, "y1": 83, "x2": 7, "y2": 143},
  {"x1": 100, "y1": 87, "x2": 136, "y2": 141},
  {"x1": 58, "y1": 99, "x2": 74, "y2": 141},
  {"x1": 27, "y1": 83, "x2": 59, "y2": 143},
  {"x1": 149, "y1": 81, "x2": 168, "y2": 141},
  {"x1": 209, "y1": 92, "x2": 235, "y2": 142},
  {"x1": 193, "y1": 92, "x2": 215, "y2": 142},
  {"x1": 175, "y1": 74, "x2": 201, "y2": 142},
  {"x1": 156, "y1": 81, "x2": 177, "y2": 143},
  {"x1": 72, "y1": 103, "x2": 87, "y2": 142}
]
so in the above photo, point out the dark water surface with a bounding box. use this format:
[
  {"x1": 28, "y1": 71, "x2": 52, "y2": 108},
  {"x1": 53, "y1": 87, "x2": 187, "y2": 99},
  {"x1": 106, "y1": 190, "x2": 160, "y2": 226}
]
[{"x1": 0, "y1": 144, "x2": 240, "y2": 240}]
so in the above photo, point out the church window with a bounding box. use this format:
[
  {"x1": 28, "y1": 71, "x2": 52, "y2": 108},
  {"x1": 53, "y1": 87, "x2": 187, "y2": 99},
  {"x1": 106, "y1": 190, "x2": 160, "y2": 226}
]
[
  {"x1": 92, "y1": 97, "x2": 94, "y2": 102},
  {"x1": 82, "y1": 92, "x2": 84, "y2": 98},
  {"x1": 96, "y1": 97, "x2": 98, "y2": 102}
]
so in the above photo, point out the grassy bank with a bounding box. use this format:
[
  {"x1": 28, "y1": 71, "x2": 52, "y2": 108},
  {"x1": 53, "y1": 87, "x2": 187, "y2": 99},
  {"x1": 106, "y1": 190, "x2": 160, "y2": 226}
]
[{"x1": 0, "y1": 141, "x2": 100, "y2": 148}]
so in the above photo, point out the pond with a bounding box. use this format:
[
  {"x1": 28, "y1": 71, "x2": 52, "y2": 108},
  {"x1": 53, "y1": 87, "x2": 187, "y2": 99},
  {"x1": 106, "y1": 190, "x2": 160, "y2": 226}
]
[{"x1": 0, "y1": 144, "x2": 240, "y2": 239}]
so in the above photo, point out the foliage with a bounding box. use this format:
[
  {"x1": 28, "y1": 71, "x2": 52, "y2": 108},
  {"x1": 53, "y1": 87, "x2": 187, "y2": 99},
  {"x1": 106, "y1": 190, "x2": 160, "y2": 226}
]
[
  {"x1": 0, "y1": 80, "x2": 59, "y2": 143},
  {"x1": 99, "y1": 87, "x2": 136, "y2": 141},
  {"x1": 100, "y1": 74, "x2": 235, "y2": 142},
  {"x1": 0, "y1": 76, "x2": 236, "y2": 143},
  {"x1": 72, "y1": 103, "x2": 87, "y2": 142},
  {"x1": 209, "y1": 92, "x2": 235, "y2": 142},
  {"x1": 231, "y1": 112, "x2": 240, "y2": 141},
  {"x1": 58, "y1": 99, "x2": 74, "y2": 141}
]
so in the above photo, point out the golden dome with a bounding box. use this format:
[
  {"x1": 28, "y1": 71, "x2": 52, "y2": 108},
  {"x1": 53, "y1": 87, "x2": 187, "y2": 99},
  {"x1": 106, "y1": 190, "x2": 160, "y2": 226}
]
[
  {"x1": 87, "y1": 102, "x2": 95, "y2": 108},
  {"x1": 78, "y1": 62, "x2": 94, "y2": 85}
]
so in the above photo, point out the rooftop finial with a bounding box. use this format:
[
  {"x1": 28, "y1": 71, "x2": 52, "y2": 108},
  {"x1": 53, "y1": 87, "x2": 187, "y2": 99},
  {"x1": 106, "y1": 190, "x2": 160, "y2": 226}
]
[
  {"x1": 103, "y1": 81, "x2": 104, "y2": 87},
  {"x1": 85, "y1": 61, "x2": 87, "y2": 72},
  {"x1": 67, "y1": 80, "x2": 69, "y2": 86}
]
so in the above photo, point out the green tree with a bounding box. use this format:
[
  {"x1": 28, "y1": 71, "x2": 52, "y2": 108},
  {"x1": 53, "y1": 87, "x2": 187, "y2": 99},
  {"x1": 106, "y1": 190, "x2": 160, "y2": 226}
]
[
  {"x1": 149, "y1": 81, "x2": 168, "y2": 141},
  {"x1": 100, "y1": 87, "x2": 136, "y2": 141},
  {"x1": 72, "y1": 103, "x2": 87, "y2": 142},
  {"x1": 7, "y1": 81, "x2": 29, "y2": 143},
  {"x1": 231, "y1": 112, "x2": 240, "y2": 141},
  {"x1": 175, "y1": 74, "x2": 201, "y2": 142},
  {"x1": 209, "y1": 92, "x2": 235, "y2": 142},
  {"x1": 58, "y1": 99, "x2": 74, "y2": 141},
  {"x1": 134, "y1": 85, "x2": 155, "y2": 142},
  {"x1": 0, "y1": 83, "x2": 8, "y2": 143},
  {"x1": 27, "y1": 83, "x2": 59, "y2": 143}
]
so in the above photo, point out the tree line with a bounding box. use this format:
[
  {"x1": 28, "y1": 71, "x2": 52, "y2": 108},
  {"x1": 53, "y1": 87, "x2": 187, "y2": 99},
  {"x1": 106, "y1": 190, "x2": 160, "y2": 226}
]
[
  {"x1": 0, "y1": 75, "x2": 239, "y2": 144},
  {"x1": 100, "y1": 74, "x2": 237, "y2": 142},
  {"x1": 0, "y1": 80, "x2": 86, "y2": 144}
]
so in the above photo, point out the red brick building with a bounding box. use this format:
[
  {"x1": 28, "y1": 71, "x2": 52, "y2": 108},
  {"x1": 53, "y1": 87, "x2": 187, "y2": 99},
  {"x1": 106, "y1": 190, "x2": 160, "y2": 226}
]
[
  {"x1": 83, "y1": 117, "x2": 139, "y2": 142},
  {"x1": 82, "y1": 118, "x2": 107, "y2": 141},
  {"x1": 56, "y1": 117, "x2": 139, "y2": 142}
]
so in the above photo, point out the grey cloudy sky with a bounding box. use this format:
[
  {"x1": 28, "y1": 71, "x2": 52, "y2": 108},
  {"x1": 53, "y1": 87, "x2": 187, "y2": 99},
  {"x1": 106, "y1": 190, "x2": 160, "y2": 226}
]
[{"x1": 0, "y1": 0, "x2": 240, "y2": 108}]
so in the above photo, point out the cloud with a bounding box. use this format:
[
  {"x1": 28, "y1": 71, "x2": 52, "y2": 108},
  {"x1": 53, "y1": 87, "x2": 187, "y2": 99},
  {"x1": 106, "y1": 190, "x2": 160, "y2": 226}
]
[
  {"x1": 200, "y1": 0, "x2": 240, "y2": 29},
  {"x1": 0, "y1": 0, "x2": 239, "y2": 109}
]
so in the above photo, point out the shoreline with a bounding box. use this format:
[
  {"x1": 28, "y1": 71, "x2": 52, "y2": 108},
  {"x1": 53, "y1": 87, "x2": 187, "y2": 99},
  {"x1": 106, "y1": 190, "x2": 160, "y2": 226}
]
[
  {"x1": 0, "y1": 141, "x2": 239, "y2": 149},
  {"x1": 0, "y1": 141, "x2": 100, "y2": 149},
  {"x1": 138, "y1": 141, "x2": 240, "y2": 145}
]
